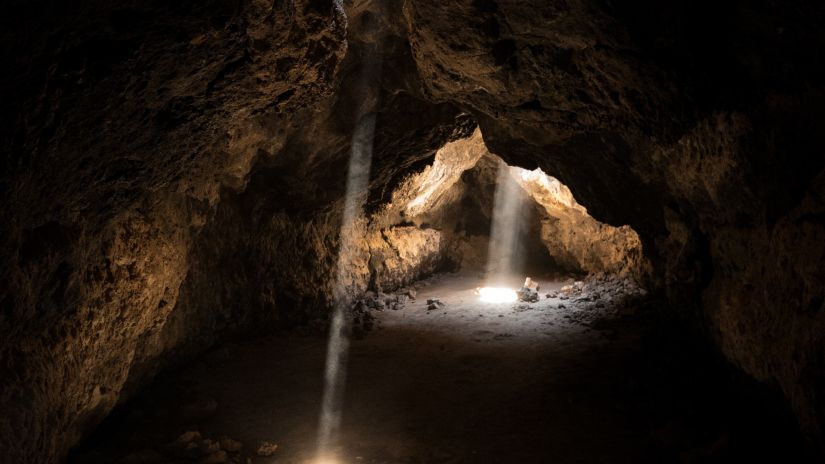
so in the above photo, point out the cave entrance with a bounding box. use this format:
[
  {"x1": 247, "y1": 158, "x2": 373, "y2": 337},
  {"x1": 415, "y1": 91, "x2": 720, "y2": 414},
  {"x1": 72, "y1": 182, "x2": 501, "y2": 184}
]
[{"x1": 359, "y1": 127, "x2": 645, "y2": 314}]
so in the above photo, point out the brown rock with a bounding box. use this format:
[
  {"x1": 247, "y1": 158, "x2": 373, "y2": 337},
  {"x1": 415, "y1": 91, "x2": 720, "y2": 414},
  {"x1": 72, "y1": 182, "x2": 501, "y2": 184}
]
[
  {"x1": 219, "y1": 437, "x2": 242, "y2": 453},
  {"x1": 256, "y1": 441, "x2": 279, "y2": 457},
  {"x1": 199, "y1": 450, "x2": 228, "y2": 464}
]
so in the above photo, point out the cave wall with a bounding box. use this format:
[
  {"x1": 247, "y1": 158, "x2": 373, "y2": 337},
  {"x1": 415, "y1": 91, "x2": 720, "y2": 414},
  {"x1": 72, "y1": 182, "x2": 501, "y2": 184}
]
[
  {"x1": 0, "y1": 1, "x2": 350, "y2": 462},
  {"x1": 457, "y1": 150, "x2": 646, "y2": 278},
  {"x1": 511, "y1": 160, "x2": 645, "y2": 278},
  {"x1": 402, "y1": 0, "x2": 825, "y2": 445},
  {"x1": 2, "y1": 0, "x2": 825, "y2": 462}
]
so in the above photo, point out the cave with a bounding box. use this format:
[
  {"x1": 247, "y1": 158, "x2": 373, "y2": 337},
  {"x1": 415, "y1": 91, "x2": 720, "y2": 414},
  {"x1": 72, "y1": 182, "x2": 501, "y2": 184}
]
[{"x1": 2, "y1": 0, "x2": 825, "y2": 463}]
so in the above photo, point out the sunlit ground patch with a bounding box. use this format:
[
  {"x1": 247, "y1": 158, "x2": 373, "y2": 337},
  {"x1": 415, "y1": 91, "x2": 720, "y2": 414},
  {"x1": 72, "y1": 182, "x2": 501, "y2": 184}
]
[{"x1": 478, "y1": 286, "x2": 518, "y2": 303}]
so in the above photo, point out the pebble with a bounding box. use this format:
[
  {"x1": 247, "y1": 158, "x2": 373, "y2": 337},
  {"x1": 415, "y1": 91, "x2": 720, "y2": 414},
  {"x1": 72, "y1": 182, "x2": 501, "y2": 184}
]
[
  {"x1": 200, "y1": 450, "x2": 228, "y2": 464},
  {"x1": 219, "y1": 437, "x2": 242, "y2": 452},
  {"x1": 256, "y1": 441, "x2": 279, "y2": 457}
]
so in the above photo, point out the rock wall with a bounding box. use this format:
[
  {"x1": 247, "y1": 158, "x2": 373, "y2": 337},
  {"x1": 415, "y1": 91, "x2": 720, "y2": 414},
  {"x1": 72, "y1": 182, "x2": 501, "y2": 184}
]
[
  {"x1": 514, "y1": 165, "x2": 645, "y2": 277},
  {"x1": 0, "y1": 1, "x2": 352, "y2": 462},
  {"x1": 403, "y1": 0, "x2": 825, "y2": 447},
  {"x1": 416, "y1": 133, "x2": 645, "y2": 279},
  {"x1": 1, "y1": 0, "x2": 825, "y2": 461}
]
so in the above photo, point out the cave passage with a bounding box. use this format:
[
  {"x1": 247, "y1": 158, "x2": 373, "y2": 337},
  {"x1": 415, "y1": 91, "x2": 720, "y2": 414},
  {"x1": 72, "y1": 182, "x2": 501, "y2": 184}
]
[
  {"x1": 66, "y1": 135, "x2": 809, "y2": 464},
  {"x1": 4, "y1": 2, "x2": 825, "y2": 463}
]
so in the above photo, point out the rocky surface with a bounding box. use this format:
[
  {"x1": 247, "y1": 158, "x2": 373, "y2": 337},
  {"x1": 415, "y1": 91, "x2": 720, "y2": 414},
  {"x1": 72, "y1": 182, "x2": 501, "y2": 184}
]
[
  {"x1": 1, "y1": 1, "x2": 350, "y2": 462},
  {"x1": 403, "y1": 0, "x2": 825, "y2": 449},
  {"x1": 65, "y1": 272, "x2": 813, "y2": 463},
  {"x1": 1, "y1": 0, "x2": 825, "y2": 462},
  {"x1": 459, "y1": 150, "x2": 646, "y2": 278},
  {"x1": 515, "y1": 166, "x2": 646, "y2": 277}
]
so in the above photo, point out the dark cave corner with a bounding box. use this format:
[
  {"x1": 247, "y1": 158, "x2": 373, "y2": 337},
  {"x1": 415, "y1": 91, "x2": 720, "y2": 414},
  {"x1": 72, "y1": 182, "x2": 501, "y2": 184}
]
[{"x1": 2, "y1": 0, "x2": 825, "y2": 463}]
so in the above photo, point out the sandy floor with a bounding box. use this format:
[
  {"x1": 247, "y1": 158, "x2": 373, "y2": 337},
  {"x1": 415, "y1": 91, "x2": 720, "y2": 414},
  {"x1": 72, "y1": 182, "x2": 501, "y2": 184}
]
[{"x1": 70, "y1": 273, "x2": 812, "y2": 464}]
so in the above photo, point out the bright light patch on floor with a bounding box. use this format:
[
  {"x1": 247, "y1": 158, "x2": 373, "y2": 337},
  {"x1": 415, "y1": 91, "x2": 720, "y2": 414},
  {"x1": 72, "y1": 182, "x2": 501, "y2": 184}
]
[
  {"x1": 478, "y1": 287, "x2": 518, "y2": 303},
  {"x1": 312, "y1": 457, "x2": 340, "y2": 464}
]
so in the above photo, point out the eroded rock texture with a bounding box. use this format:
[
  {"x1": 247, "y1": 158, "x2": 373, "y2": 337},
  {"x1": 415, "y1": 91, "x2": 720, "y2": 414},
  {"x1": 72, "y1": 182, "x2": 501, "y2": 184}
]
[
  {"x1": 1, "y1": 0, "x2": 825, "y2": 462},
  {"x1": 513, "y1": 162, "x2": 644, "y2": 277},
  {"x1": 1, "y1": 1, "x2": 350, "y2": 462},
  {"x1": 404, "y1": 0, "x2": 825, "y2": 447},
  {"x1": 410, "y1": 132, "x2": 645, "y2": 278}
]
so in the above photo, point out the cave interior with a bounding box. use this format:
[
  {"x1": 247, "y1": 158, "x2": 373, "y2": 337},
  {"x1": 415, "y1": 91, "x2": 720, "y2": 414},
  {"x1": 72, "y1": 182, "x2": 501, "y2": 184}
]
[{"x1": 2, "y1": 0, "x2": 825, "y2": 463}]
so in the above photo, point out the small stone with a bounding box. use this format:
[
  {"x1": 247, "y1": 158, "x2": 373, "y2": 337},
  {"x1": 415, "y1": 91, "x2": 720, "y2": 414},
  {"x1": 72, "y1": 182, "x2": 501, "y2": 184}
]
[
  {"x1": 176, "y1": 431, "x2": 202, "y2": 444},
  {"x1": 516, "y1": 287, "x2": 539, "y2": 302},
  {"x1": 200, "y1": 450, "x2": 228, "y2": 464},
  {"x1": 219, "y1": 437, "x2": 242, "y2": 453},
  {"x1": 523, "y1": 277, "x2": 539, "y2": 290},
  {"x1": 406, "y1": 289, "x2": 417, "y2": 299},
  {"x1": 169, "y1": 431, "x2": 204, "y2": 459},
  {"x1": 427, "y1": 303, "x2": 438, "y2": 310},
  {"x1": 256, "y1": 441, "x2": 278, "y2": 457},
  {"x1": 366, "y1": 297, "x2": 382, "y2": 310},
  {"x1": 200, "y1": 439, "x2": 220, "y2": 454},
  {"x1": 426, "y1": 298, "x2": 443, "y2": 305}
]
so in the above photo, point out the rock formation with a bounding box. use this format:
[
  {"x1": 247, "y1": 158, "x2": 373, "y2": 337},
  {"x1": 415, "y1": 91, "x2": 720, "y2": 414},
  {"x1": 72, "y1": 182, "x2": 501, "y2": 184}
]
[{"x1": 1, "y1": 0, "x2": 824, "y2": 462}]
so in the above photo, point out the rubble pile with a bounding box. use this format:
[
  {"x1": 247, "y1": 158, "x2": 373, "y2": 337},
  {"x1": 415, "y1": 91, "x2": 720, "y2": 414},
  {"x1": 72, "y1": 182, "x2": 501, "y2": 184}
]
[
  {"x1": 102, "y1": 430, "x2": 255, "y2": 464},
  {"x1": 548, "y1": 275, "x2": 650, "y2": 328}
]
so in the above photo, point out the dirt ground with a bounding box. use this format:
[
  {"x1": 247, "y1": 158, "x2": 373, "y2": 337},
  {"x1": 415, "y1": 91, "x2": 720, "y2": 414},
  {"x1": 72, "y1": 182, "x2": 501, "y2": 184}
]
[{"x1": 69, "y1": 272, "x2": 813, "y2": 464}]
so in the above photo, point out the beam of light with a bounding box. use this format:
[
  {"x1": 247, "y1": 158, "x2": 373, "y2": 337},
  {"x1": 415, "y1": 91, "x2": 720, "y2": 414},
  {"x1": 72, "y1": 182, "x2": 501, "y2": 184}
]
[
  {"x1": 316, "y1": 113, "x2": 375, "y2": 460},
  {"x1": 485, "y1": 160, "x2": 526, "y2": 285},
  {"x1": 315, "y1": 42, "x2": 383, "y2": 463},
  {"x1": 478, "y1": 286, "x2": 518, "y2": 303}
]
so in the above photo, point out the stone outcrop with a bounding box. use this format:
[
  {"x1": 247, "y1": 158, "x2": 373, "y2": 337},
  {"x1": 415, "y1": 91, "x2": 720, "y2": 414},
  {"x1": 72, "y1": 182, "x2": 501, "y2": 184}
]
[{"x1": 513, "y1": 165, "x2": 645, "y2": 277}]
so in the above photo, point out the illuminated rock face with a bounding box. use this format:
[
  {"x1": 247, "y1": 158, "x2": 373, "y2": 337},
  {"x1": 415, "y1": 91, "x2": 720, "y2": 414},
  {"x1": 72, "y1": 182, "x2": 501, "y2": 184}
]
[
  {"x1": 463, "y1": 152, "x2": 646, "y2": 278},
  {"x1": 1, "y1": 0, "x2": 825, "y2": 462},
  {"x1": 514, "y1": 164, "x2": 645, "y2": 278}
]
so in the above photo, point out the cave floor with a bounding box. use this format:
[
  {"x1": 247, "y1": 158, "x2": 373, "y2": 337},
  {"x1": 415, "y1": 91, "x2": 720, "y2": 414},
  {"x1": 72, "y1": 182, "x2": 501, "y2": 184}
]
[{"x1": 71, "y1": 273, "x2": 810, "y2": 464}]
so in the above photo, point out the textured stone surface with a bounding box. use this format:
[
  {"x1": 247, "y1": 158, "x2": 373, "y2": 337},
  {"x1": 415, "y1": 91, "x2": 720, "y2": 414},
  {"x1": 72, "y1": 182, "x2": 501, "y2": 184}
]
[
  {"x1": 403, "y1": 0, "x2": 825, "y2": 447},
  {"x1": 513, "y1": 162, "x2": 645, "y2": 277},
  {"x1": 0, "y1": 1, "x2": 349, "y2": 462},
  {"x1": 426, "y1": 135, "x2": 645, "y2": 278},
  {"x1": 1, "y1": 0, "x2": 825, "y2": 462}
]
